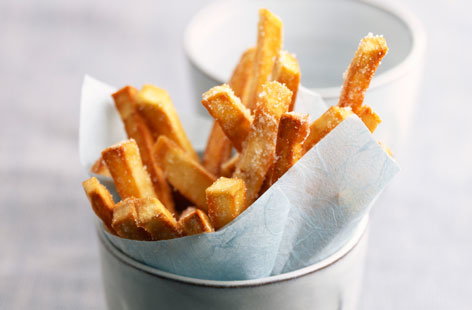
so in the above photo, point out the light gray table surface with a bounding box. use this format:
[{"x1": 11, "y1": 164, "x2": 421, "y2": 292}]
[{"x1": 1, "y1": 0, "x2": 471, "y2": 309}]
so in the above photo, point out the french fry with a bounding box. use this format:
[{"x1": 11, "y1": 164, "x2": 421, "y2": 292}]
[
  {"x1": 338, "y1": 34, "x2": 388, "y2": 110},
  {"x1": 246, "y1": 9, "x2": 283, "y2": 110},
  {"x1": 102, "y1": 139, "x2": 157, "y2": 200},
  {"x1": 112, "y1": 86, "x2": 175, "y2": 213},
  {"x1": 220, "y1": 154, "x2": 239, "y2": 177},
  {"x1": 90, "y1": 156, "x2": 111, "y2": 177},
  {"x1": 202, "y1": 47, "x2": 256, "y2": 176},
  {"x1": 136, "y1": 85, "x2": 198, "y2": 161},
  {"x1": 233, "y1": 81, "x2": 292, "y2": 204},
  {"x1": 82, "y1": 177, "x2": 116, "y2": 233},
  {"x1": 206, "y1": 177, "x2": 246, "y2": 230},
  {"x1": 264, "y1": 112, "x2": 309, "y2": 188},
  {"x1": 202, "y1": 85, "x2": 253, "y2": 151},
  {"x1": 202, "y1": 123, "x2": 233, "y2": 176},
  {"x1": 179, "y1": 207, "x2": 214, "y2": 235},
  {"x1": 303, "y1": 106, "x2": 353, "y2": 153},
  {"x1": 154, "y1": 136, "x2": 217, "y2": 211},
  {"x1": 355, "y1": 105, "x2": 381, "y2": 133},
  {"x1": 230, "y1": 47, "x2": 257, "y2": 105},
  {"x1": 273, "y1": 51, "x2": 301, "y2": 111},
  {"x1": 112, "y1": 198, "x2": 150, "y2": 240},
  {"x1": 133, "y1": 197, "x2": 182, "y2": 240}
]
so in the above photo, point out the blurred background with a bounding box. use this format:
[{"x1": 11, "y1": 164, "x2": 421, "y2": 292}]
[{"x1": 0, "y1": 0, "x2": 471, "y2": 309}]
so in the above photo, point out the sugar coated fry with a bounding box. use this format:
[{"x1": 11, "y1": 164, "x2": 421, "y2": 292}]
[
  {"x1": 136, "y1": 84, "x2": 198, "y2": 161},
  {"x1": 202, "y1": 85, "x2": 253, "y2": 151},
  {"x1": 202, "y1": 123, "x2": 232, "y2": 176},
  {"x1": 303, "y1": 106, "x2": 353, "y2": 153},
  {"x1": 112, "y1": 86, "x2": 175, "y2": 213},
  {"x1": 133, "y1": 197, "x2": 182, "y2": 240},
  {"x1": 266, "y1": 112, "x2": 309, "y2": 187},
  {"x1": 230, "y1": 47, "x2": 256, "y2": 105},
  {"x1": 203, "y1": 47, "x2": 256, "y2": 176},
  {"x1": 154, "y1": 136, "x2": 216, "y2": 211},
  {"x1": 355, "y1": 105, "x2": 381, "y2": 133},
  {"x1": 338, "y1": 34, "x2": 388, "y2": 110},
  {"x1": 179, "y1": 207, "x2": 214, "y2": 235},
  {"x1": 82, "y1": 177, "x2": 116, "y2": 232},
  {"x1": 206, "y1": 177, "x2": 246, "y2": 230},
  {"x1": 234, "y1": 81, "x2": 292, "y2": 204},
  {"x1": 246, "y1": 9, "x2": 283, "y2": 110},
  {"x1": 220, "y1": 154, "x2": 239, "y2": 177},
  {"x1": 90, "y1": 156, "x2": 111, "y2": 177},
  {"x1": 102, "y1": 139, "x2": 157, "y2": 200},
  {"x1": 112, "y1": 198, "x2": 150, "y2": 240},
  {"x1": 273, "y1": 51, "x2": 300, "y2": 111}
]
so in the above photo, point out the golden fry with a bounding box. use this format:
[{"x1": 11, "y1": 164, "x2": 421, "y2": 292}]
[
  {"x1": 154, "y1": 136, "x2": 216, "y2": 211},
  {"x1": 233, "y1": 81, "x2": 292, "y2": 204},
  {"x1": 202, "y1": 84, "x2": 253, "y2": 151},
  {"x1": 206, "y1": 177, "x2": 246, "y2": 230},
  {"x1": 82, "y1": 177, "x2": 116, "y2": 233},
  {"x1": 136, "y1": 85, "x2": 198, "y2": 161},
  {"x1": 102, "y1": 139, "x2": 157, "y2": 200},
  {"x1": 303, "y1": 106, "x2": 353, "y2": 153},
  {"x1": 355, "y1": 105, "x2": 381, "y2": 133},
  {"x1": 112, "y1": 86, "x2": 175, "y2": 213},
  {"x1": 273, "y1": 51, "x2": 300, "y2": 111},
  {"x1": 202, "y1": 123, "x2": 232, "y2": 176},
  {"x1": 220, "y1": 154, "x2": 239, "y2": 177},
  {"x1": 265, "y1": 112, "x2": 309, "y2": 188},
  {"x1": 133, "y1": 197, "x2": 182, "y2": 240},
  {"x1": 179, "y1": 207, "x2": 214, "y2": 235},
  {"x1": 112, "y1": 198, "x2": 150, "y2": 240},
  {"x1": 230, "y1": 47, "x2": 256, "y2": 105},
  {"x1": 338, "y1": 34, "x2": 388, "y2": 110},
  {"x1": 203, "y1": 47, "x2": 256, "y2": 176},
  {"x1": 246, "y1": 9, "x2": 283, "y2": 110},
  {"x1": 90, "y1": 156, "x2": 111, "y2": 177}
]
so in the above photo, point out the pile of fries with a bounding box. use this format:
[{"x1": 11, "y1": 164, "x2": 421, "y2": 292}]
[{"x1": 82, "y1": 9, "x2": 388, "y2": 241}]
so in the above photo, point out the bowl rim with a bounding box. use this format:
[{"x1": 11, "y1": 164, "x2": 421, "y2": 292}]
[
  {"x1": 183, "y1": 0, "x2": 426, "y2": 99},
  {"x1": 98, "y1": 216, "x2": 369, "y2": 288}
]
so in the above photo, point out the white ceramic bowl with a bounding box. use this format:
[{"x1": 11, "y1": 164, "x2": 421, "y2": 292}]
[
  {"x1": 184, "y1": 0, "x2": 425, "y2": 152},
  {"x1": 99, "y1": 217, "x2": 369, "y2": 310}
]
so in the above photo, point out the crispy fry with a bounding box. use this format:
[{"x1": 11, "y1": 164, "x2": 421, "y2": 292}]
[
  {"x1": 112, "y1": 86, "x2": 175, "y2": 213},
  {"x1": 112, "y1": 198, "x2": 150, "y2": 240},
  {"x1": 202, "y1": 123, "x2": 232, "y2": 176},
  {"x1": 179, "y1": 207, "x2": 214, "y2": 235},
  {"x1": 233, "y1": 81, "x2": 292, "y2": 204},
  {"x1": 202, "y1": 47, "x2": 256, "y2": 176},
  {"x1": 303, "y1": 106, "x2": 353, "y2": 153},
  {"x1": 230, "y1": 47, "x2": 257, "y2": 105},
  {"x1": 265, "y1": 112, "x2": 309, "y2": 188},
  {"x1": 206, "y1": 177, "x2": 246, "y2": 230},
  {"x1": 338, "y1": 34, "x2": 388, "y2": 110},
  {"x1": 133, "y1": 197, "x2": 182, "y2": 240},
  {"x1": 154, "y1": 136, "x2": 217, "y2": 211},
  {"x1": 246, "y1": 9, "x2": 283, "y2": 110},
  {"x1": 102, "y1": 139, "x2": 157, "y2": 200},
  {"x1": 355, "y1": 105, "x2": 381, "y2": 133},
  {"x1": 136, "y1": 84, "x2": 198, "y2": 161},
  {"x1": 220, "y1": 154, "x2": 239, "y2": 177},
  {"x1": 202, "y1": 85, "x2": 253, "y2": 151},
  {"x1": 82, "y1": 177, "x2": 116, "y2": 232},
  {"x1": 90, "y1": 156, "x2": 111, "y2": 177},
  {"x1": 273, "y1": 51, "x2": 300, "y2": 111}
]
